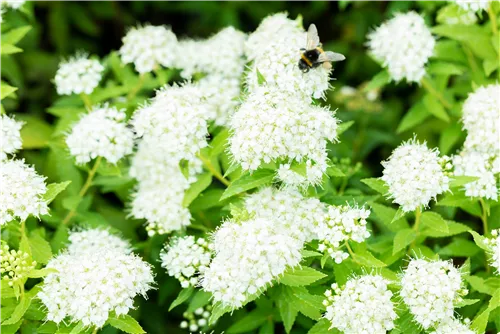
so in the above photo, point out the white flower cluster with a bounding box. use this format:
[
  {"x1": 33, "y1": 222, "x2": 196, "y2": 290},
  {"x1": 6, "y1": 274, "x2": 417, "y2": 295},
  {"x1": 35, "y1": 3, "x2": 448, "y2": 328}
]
[
  {"x1": 160, "y1": 236, "x2": 212, "y2": 288},
  {"x1": 1, "y1": 114, "x2": 23, "y2": 160},
  {"x1": 400, "y1": 258, "x2": 467, "y2": 329},
  {"x1": 0, "y1": 159, "x2": 48, "y2": 225},
  {"x1": 119, "y1": 25, "x2": 178, "y2": 73},
  {"x1": 66, "y1": 105, "x2": 134, "y2": 165},
  {"x1": 229, "y1": 86, "x2": 338, "y2": 187},
  {"x1": 39, "y1": 228, "x2": 154, "y2": 328},
  {"x1": 67, "y1": 229, "x2": 131, "y2": 255},
  {"x1": 246, "y1": 14, "x2": 332, "y2": 100},
  {"x1": 180, "y1": 305, "x2": 212, "y2": 332},
  {"x1": 316, "y1": 205, "x2": 371, "y2": 263},
  {"x1": 367, "y1": 11, "x2": 435, "y2": 82},
  {"x1": 1, "y1": 243, "x2": 36, "y2": 287},
  {"x1": 197, "y1": 74, "x2": 241, "y2": 126},
  {"x1": 54, "y1": 54, "x2": 103, "y2": 95},
  {"x1": 430, "y1": 317, "x2": 475, "y2": 334},
  {"x1": 452, "y1": 151, "x2": 498, "y2": 200},
  {"x1": 382, "y1": 138, "x2": 450, "y2": 212},
  {"x1": 455, "y1": 0, "x2": 490, "y2": 12},
  {"x1": 1, "y1": 0, "x2": 25, "y2": 9},
  {"x1": 486, "y1": 229, "x2": 500, "y2": 275},
  {"x1": 202, "y1": 217, "x2": 303, "y2": 308},
  {"x1": 323, "y1": 275, "x2": 397, "y2": 334}
]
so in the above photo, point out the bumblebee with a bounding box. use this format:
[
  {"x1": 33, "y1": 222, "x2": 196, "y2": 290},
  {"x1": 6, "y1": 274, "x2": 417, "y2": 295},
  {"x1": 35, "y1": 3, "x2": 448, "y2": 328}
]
[{"x1": 299, "y1": 24, "x2": 345, "y2": 73}]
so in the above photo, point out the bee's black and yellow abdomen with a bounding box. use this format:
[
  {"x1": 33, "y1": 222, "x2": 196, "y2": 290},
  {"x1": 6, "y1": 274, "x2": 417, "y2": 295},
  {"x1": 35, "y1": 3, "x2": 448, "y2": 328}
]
[{"x1": 298, "y1": 48, "x2": 323, "y2": 72}]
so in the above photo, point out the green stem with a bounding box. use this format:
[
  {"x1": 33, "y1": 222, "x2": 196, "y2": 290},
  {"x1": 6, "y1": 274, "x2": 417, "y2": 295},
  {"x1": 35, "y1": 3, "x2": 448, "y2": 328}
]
[
  {"x1": 197, "y1": 154, "x2": 230, "y2": 186},
  {"x1": 80, "y1": 93, "x2": 92, "y2": 109},
  {"x1": 62, "y1": 157, "x2": 102, "y2": 225},
  {"x1": 480, "y1": 198, "x2": 490, "y2": 237},
  {"x1": 345, "y1": 241, "x2": 354, "y2": 257},
  {"x1": 127, "y1": 74, "x2": 145, "y2": 100},
  {"x1": 92, "y1": 328, "x2": 98, "y2": 334},
  {"x1": 408, "y1": 207, "x2": 422, "y2": 254},
  {"x1": 420, "y1": 77, "x2": 452, "y2": 110}
]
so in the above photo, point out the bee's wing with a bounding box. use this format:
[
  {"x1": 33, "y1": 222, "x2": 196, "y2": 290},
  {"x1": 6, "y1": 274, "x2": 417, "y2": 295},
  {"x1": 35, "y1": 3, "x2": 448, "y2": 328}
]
[
  {"x1": 306, "y1": 24, "x2": 320, "y2": 50},
  {"x1": 318, "y1": 51, "x2": 346, "y2": 62}
]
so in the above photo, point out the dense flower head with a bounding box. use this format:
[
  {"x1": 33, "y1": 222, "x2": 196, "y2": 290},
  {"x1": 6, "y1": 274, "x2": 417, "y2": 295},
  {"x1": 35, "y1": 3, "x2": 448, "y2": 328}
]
[
  {"x1": 452, "y1": 150, "x2": 498, "y2": 200},
  {"x1": 202, "y1": 217, "x2": 303, "y2": 308},
  {"x1": 316, "y1": 205, "x2": 371, "y2": 263},
  {"x1": 0, "y1": 243, "x2": 36, "y2": 287},
  {"x1": 323, "y1": 275, "x2": 397, "y2": 334},
  {"x1": 486, "y1": 229, "x2": 500, "y2": 275},
  {"x1": 229, "y1": 86, "x2": 338, "y2": 186},
  {"x1": 245, "y1": 12, "x2": 303, "y2": 61},
  {"x1": 367, "y1": 11, "x2": 435, "y2": 82},
  {"x1": 54, "y1": 54, "x2": 103, "y2": 95},
  {"x1": 160, "y1": 236, "x2": 212, "y2": 288},
  {"x1": 131, "y1": 83, "x2": 212, "y2": 164},
  {"x1": 461, "y1": 84, "x2": 500, "y2": 156},
  {"x1": 66, "y1": 105, "x2": 134, "y2": 164},
  {"x1": 39, "y1": 244, "x2": 154, "y2": 328},
  {"x1": 400, "y1": 258, "x2": 467, "y2": 329},
  {"x1": 381, "y1": 138, "x2": 450, "y2": 212},
  {"x1": 430, "y1": 317, "x2": 475, "y2": 334},
  {"x1": 0, "y1": 159, "x2": 48, "y2": 225},
  {"x1": 119, "y1": 24, "x2": 178, "y2": 73},
  {"x1": 0, "y1": 114, "x2": 23, "y2": 160},
  {"x1": 454, "y1": 0, "x2": 490, "y2": 12},
  {"x1": 67, "y1": 229, "x2": 131, "y2": 255},
  {"x1": 197, "y1": 74, "x2": 241, "y2": 126}
]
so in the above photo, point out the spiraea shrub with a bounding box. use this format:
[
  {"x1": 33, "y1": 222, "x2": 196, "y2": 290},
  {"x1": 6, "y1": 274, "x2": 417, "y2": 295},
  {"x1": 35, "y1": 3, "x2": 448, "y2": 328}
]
[{"x1": 1, "y1": 1, "x2": 500, "y2": 333}]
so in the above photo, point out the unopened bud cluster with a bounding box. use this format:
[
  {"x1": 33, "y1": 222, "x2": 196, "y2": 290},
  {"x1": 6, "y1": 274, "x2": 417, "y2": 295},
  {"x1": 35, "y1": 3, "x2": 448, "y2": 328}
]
[
  {"x1": 0, "y1": 244, "x2": 35, "y2": 286},
  {"x1": 179, "y1": 305, "x2": 212, "y2": 332}
]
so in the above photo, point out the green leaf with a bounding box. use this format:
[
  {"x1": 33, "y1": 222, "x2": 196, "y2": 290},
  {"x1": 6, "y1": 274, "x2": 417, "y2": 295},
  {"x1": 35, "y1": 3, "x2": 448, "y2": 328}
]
[
  {"x1": 393, "y1": 228, "x2": 417, "y2": 255},
  {"x1": 439, "y1": 123, "x2": 463, "y2": 155},
  {"x1": 168, "y1": 286, "x2": 194, "y2": 311},
  {"x1": 256, "y1": 68, "x2": 267, "y2": 85},
  {"x1": 363, "y1": 70, "x2": 390, "y2": 91},
  {"x1": 352, "y1": 249, "x2": 387, "y2": 267},
  {"x1": 397, "y1": 101, "x2": 429, "y2": 133},
  {"x1": 471, "y1": 307, "x2": 490, "y2": 333},
  {"x1": 280, "y1": 266, "x2": 327, "y2": 287},
  {"x1": 370, "y1": 203, "x2": 409, "y2": 232},
  {"x1": 449, "y1": 176, "x2": 479, "y2": 188},
  {"x1": 29, "y1": 233, "x2": 53, "y2": 264},
  {"x1": 391, "y1": 310, "x2": 422, "y2": 334},
  {"x1": 27, "y1": 268, "x2": 57, "y2": 278},
  {"x1": 456, "y1": 299, "x2": 480, "y2": 308},
  {"x1": 277, "y1": 294, "x2": 298, "y2": 333},
  {"x1": 360, "y1": 178, "x2": 388, "y2": 195},
  {"x1": 469, "y1": 231, "x2": 491, "y2": 251},
  {"x1": 183, "y1": 173, "x2": 212, "y2": 207},
  {"x1": 337, "y1": 120, "x2": 354, "y2": 136},
  {"x1": 209, "y1": 128, "x2": 229, "y2": 157},
  {"x1": 301, "y1": 250, "x2": 323, "y2": 258},
  {"x1": 307, "y1": 318, "x2": 337, "y2": 334},
  {"x1": 186, "y1": 290, "x2": 211, "y2": 313},
  {"x1": 43, "y1": 181, "x2": 71, "y2": 205},
  {"x1": 483, "y1": 59, "x2": 498, "y2": 76},
  {"x1": 326, "y1": 165, "x2": 345, "y2": 177},
  {"x1": 220, "y1": 169, "x2": 274, "y2": 201},
  {"x1": 421, "y1": 212, "x2": 449, "y2": 233},
  {"x1": 209, "y1": 303, "x2": 232, "y2": 325},
  {"x1": 467, "y1": 275, "x2": 496, "y2": 295},
  {"x1": 0, "y1": 44, "x2": 23, "y2": 55},
  {"x1": 423, "y1": 94, "x2": 450, "y2": 122},
  {"x1": 107, "y1": 314, "x2": 145, "y2": 334},
  {"x1": 1, "y1": 26, "x2": 31, "y2": 45},
  {"x1": 226, "y1": 309, "x2": 268, "y2": 334},
  {"x1": 2, "y1": 286, "x2": 40, "y2": 325},
  {"x1": 1, "y1": 82, "x2": 18, "y2": 100},
  {"x1": 68, "y1": 322, "x2": 84, "y2": 334},
  {"x1": 427, "y1": 61, "x2": 466, "y2": 76},
  {"x1": 18, "y1": 115, "x2": 53, "y2": 149},
  {"x1": 438, "y1": 239, "x2": 480, "y2": 257},
  {"x1": 422, "y1": 220, "x2": 471, "y2": 238}
]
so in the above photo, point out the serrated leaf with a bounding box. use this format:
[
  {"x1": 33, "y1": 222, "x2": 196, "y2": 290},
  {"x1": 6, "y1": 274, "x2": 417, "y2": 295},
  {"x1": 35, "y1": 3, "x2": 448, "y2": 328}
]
[
  {"x1": 27, "y1": 268, "x2": 57, "y2": 278},
  {"x1": 360, "y1": 178, "x2": 388, "y2": 195},
  {"x1": 301, "y1": 250, "x2": 322, "y2": 258},
  {"x1": 471, "y1": 307, "x2": 490, "y2": 333},
  {"x1": 29, "y1": 233, "x2": 53, "y2": 264},
  {"x1": 326, "y1": 165, "x2": 345, "y2": 177},
  {"x1": 220, "y1": 169, "x2": 274, "y2": 201},
  {"x1": 337, "y1": 120, "x2": 354, "y2": 136},
  {"x1": 226, "y1": 309, "x2": 268, "y2": 334},
  {"x1": 352, "y1": 249, "x2": 387, "y2": 267},
  {"x1": 186, "y1": 290, "x2": 211, "y2": 313},
  {"x1": 422, "y1": 220, "x2": 471, "y2": 238},
  {"x1": 307, "y1": 318, "x2": 338, "y2": 334},
  {"x1": 423, "y1": 94, "x2": 450, "y2": 122},
  {"x1": 421, "y1": 212, "x2": 449, "y2": 233},
  {"x1": 280, "y1": 266, "x2": 327, "y2": 286},
  {"x1": 449, "y1": 176, "x2": 480, "y2": 188},
  {"x1": 2, "y1": 286, "x2": 40, "y2": 325},
  {"x1": 169, "y1": 286, "x2": 194, "y2": 311},
  {"x1": 209, "y1": 302, "x2": 232, "y2": 325},
  {"x1": 370, "y1": 203, "x2": 409, "y2": 232},
  {"x1": 393, "y1": 228, "x2": 417, "y2": 255},
  {"x1": 467, "y1": 275, "x2": 496, "y2": 295},
  {"x1": 68, "y1": 322, "x2": 84, "y2": 334},
  {"x1": 364, "y1": 69, "x2": 390, "y2": 91},
  {"x1": 278, "y1": 295, "x2": 298, "y2": 333},
  {"x1": 43, "y1": 181, "x2": 71, "y2": 205},
  {"x1": 18, "y1": 115, "x2": 53, "y2": 149},
  {"x1": 107, "y1": 314, "x2": 145, "y2": 334},
  {"x1": 427, "y1": 61, "x2": 465, "y2": 76},
  {"x1": 439, "y1": 123, "x2": 463, "y2": 155},
  {"x1": 183, "y1": 173, "x2": 212, "y2": 207}
]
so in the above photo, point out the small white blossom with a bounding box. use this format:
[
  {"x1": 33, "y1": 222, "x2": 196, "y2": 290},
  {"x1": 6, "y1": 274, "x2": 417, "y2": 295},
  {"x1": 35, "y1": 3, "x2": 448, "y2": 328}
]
[
  {"x1": 452, "y1": 150, "x2": 498, "y2": 200},
  {"x1": 180, "y1": 304, "x2": 212, "y2": 332},
  {"x1": 0, "y1": 159, "x2": 48, "y2": 225},
  {"x1": 161, "y1": 236, "x2": 212, "y2": 288},
  {"x1": 39, "y1": 234, "x2": 154, "y2": 328},
  {"x1": 381, "y1": 138, "x2": 450, "y2": 212},
  {"x1": 197, "y1": 74, "x2": 241, "y2": 126},
  {"x1": 0, "y1": 243, "x2": 36, "y2": 287},
  {"x1": 0, "y1": 114, "x2": 23, "y2": 160},
  {"x1": 454, "y1": 0, "x2": 490, "y2": 12},
  {"x1": 400, "y1": 258, "x2": 467, "y2": 329},
  {"x1": 67, "y1": 229, "x2": 131, "y2": 255},
  {"x1": 66, "y1": 105, "x2": 134, "y2": 164},
  {"x1": 430, "y1": 317, "x2": 475, "y2": 334},
  {"x1": 54, "y1": 54, "x2": 103, "y2": 95},
  {"x1": 1, "y1": 0, "x2": 25, "y2": 9},
  {"x1": 367, "y1": 12, "x2": 435, "y2": 82},
  {"x1": 119, "y1": 25, "x2": 178, "y2": 73},
  {"x1": 323, "y1": 275, "x2": 397, "y2": 334},
  {"x1": 486, "y1": 229, "x2": 500, "y2": 275}
]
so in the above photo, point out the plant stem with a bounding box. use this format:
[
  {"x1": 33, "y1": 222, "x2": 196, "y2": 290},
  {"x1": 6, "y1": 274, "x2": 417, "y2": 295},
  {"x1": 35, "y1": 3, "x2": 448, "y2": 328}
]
[
  {"x1": 127, "y1": 74, "x2": 145, "y2": 100},
  {"x1": 480, "y1": 198, "x2": 490, "y2": 237},
  {"x1": 408, "y1": 207, "x2": 422, "y2": 254},
  {"x1": 345, "y1": 241, "x2": 354, "y2": 256},
  {"x1": 20, "y1": 220, "x2": 26, "y2": 239},
  {"x1": 62, "y1": 157, "x2": 103, "y2": 225},
  {"x1": 80, "y1": 93, "x2": 92, "y2": 109},
  {"x1": 197, "y1": 154, "x2": 230, "y2": 186},
  {"x1": 92, "y1": 328, "x2": 98, "y2": 334},
  {"x1": 421, "y1": 77, "x2": 452, "y2": 110}
]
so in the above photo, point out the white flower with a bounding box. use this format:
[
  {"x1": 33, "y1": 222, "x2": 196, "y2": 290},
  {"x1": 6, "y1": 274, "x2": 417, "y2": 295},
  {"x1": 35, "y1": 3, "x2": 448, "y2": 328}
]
[
  {"x1": 381, "y1": 138, "x2": 450, "y2": 212},
  {"x1": 454, "y1": 0, "x2": 490, "y2": 12},
  {"x1": 67, "y1": 229, "x2": 131, "y2": 255},
  {"x1": 276, "y1": 159, "x2": 329, "y2": 188},
  {"x1": 1, "y1": 0, "x2": 25, "y2": 9},
  {"x1": 1, "y1": 114, "x2": 23, "y2": 160},
  {"x1": 367, "y1": 11, "x2": 435, "y2": 82},
  {"x1": 119, "y1": 25, "x2": 178, "y2": 73},
  {"x1": 0, "y1": 243, "x2": 36, "y2": 287},
  {"x1": 39, "y1": 233, "x2": 154, "y2": 328},
  {"x1": 245, "y1": 12, "x2": 302, "y2": 61},
  {"x1": 202, "y1": 217, "x2": 303, "y2": 308},
  {"x1": 229, "y1": 85, "x2": 338, "y2": 186},
  {"x1": 486, "y1": 229, "x2": 500, "y2": 275},
  {"x1": 452, "y1": 150, "x2": 498, "y2": 200},
  {"x1": 160, "y1": 236, "x2": 212, "y2": 288},
  {"x1": 323, "y1": 275, "x2": 397, "y2": 334},
  {"x1": 400, "y1": 258, "x2": 467, "y2": 329},
  {"x1": 66, "y1": 105, "x2": 134, "y2": 164},
  {"x1": 246, "y1": 29, "x2": 332, "y2": 100},
  {"x1": 131, "y1": 83, "x2": 212, "y2": 164},
  {"x1": 0, "y1": 159, "x2": 48, "y2": 225},
  {"x1": 461, "y1": 84, "x2": 500, "y2": 156},
  {"x1": 430, "y1": 317, "x2": 475, "y2": 334},
  {"x1": 54, "y1": 54, "x2": 103, "y2": 95}
]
